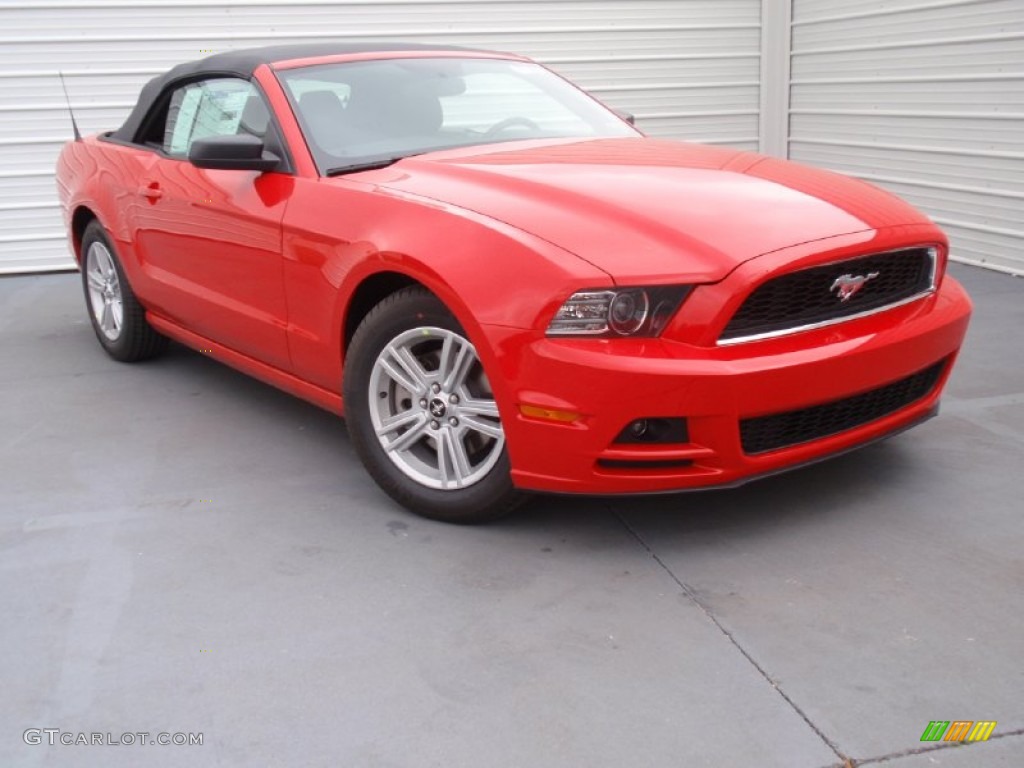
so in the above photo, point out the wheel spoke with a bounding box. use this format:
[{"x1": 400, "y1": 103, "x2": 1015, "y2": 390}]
[
  {"x1": 437, "y1": 430, "x2": 470, "y2": 488},
  {"x1": 395, "y1": 345, "x2": 431, "y2": 390},
  {"x1": 460, "y1": 413, "x2": 503, "y2": 440},
  {"x1": 100, "y1": 302, "x2": 114, "y2": 334},
  {"x1": 440, "y1": 339, "x2": 473, "y2": 392},
  {"x1": 376, "y1": 409, "x2": 423, "y2": 438},
  {"x1": 378, "y1": 343, "x2": 426, "y2": 394},
  {"x1": 87, "y1": 269, "x2": 105, "y2": 292},
  {"x1": 450, "y1": 433, "x2": 472, "y2": 482},
  {"x1": 437, "y1": 335, "x2": 457, "y2": 386},
  {"x1": 97, "y1": 250, "x2": 113, "y2": 277},
  {"x1": 110, "y1": 300, "x2": 123, "y2": 332},
  {"x1": 459, "y1": 396, "x2": 500, "y2": 419},
  {"x1": 383, "y1": 416, "x2": 429, "y2": 453}
]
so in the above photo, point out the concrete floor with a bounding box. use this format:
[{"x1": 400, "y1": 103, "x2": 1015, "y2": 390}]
[{"x1": 1, "y1": 263, "x2": 1021, "y2": 768}]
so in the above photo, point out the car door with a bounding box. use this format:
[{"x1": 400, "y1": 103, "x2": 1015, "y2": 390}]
[{"x1": 131, "y1": 77, "x2": 292, "y2": 370}]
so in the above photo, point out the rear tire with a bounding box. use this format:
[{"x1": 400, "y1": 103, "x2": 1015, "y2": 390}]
[
  {"x1": 81, "y1": 221, "x2": 167, "y2": 362},
  {"x1": 343, "y1": 287, "x2": 524, "y2": 523}
]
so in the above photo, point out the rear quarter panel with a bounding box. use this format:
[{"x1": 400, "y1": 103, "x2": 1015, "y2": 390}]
[{"x1": 56, "y1": 136, "x2": 160, "y2": 294}]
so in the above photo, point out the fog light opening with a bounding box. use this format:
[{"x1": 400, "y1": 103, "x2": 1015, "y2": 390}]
[{"x1": 614, "y1": 417, "x2": 689, "y2": 444}]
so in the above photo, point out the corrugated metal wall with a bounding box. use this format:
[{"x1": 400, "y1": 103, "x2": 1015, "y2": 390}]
[
  {"x1": 0, "y1": 0, "x2": 761, "y2": 274},
  {"x1": 789, "y1": 0, "x2": 1024, "y2": 275},
  {"x1": 3, "y1": 1, "x2": 1021, "y2": 276}
]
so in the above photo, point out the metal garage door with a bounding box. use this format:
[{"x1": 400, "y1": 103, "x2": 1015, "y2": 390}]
[
  {"x1": 789, "y1": 0, "x2": 1024, "y2": 275},
  {"x1": 0, "y1": 0, "x2": 761, "y2": 274}
]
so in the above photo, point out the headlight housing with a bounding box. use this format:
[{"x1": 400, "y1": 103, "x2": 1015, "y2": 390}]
[{"x1": 547, "y1": 286, "x2": 692, "y2": 337}]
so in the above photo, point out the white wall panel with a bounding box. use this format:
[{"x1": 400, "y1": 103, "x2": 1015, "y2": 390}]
[
  {"x1": 790, "y1": 0, "x2": 1024, "y2": 274},
  {"x1": 2, "y1": 1, "x2": 1020, "y2": 276},
  {"x1": 789, "y1": 112, "x2": 1023, "y2": 152},
  {"x1": 787, "y1": 140, "x2": 1024, "y2": 190},
  {"x1": 0, "y1": 0, "x2": 762, "y2": 273}
]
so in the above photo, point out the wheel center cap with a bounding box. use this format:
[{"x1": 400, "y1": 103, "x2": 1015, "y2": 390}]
[{"x1": 429, "y1": 398, "x2": 448, "y2": 418}]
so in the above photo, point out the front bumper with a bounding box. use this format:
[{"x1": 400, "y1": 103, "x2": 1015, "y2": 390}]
[{"x1": 486, "y1": 276, "x2": 972, "y2": 494}]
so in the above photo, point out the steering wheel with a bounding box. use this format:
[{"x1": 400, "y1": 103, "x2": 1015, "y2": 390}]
[{"x1": 483, "y1": 116, "x2": 541, "y2": 139}]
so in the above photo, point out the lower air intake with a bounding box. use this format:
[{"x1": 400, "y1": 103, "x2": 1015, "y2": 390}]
[{"x1": 740, "y1": 361, "x2": 946, "y2": 455}]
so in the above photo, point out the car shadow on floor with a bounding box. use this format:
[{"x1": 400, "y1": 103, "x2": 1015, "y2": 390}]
[
  {"x1": 143, "y1": 339, "x2": 350, "y2": 434},
  {"x1": 508, "y1": 436, "x2": 924, "y2": 541}
]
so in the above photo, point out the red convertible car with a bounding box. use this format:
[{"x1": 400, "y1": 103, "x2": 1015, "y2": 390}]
[{"x1": 56, "y1": 43, "x2": 972, "y2": 522}]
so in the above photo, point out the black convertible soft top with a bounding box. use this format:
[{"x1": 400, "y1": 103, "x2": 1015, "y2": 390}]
[{"x1": 111, "y1": 42, "x2": 479, "y2": 142}]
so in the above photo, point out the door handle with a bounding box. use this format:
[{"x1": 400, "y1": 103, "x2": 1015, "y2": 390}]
[{"x1": 140, "y1": 181, "x2": 163, "y2": 201}]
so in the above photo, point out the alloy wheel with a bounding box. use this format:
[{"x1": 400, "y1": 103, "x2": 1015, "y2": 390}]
[
  {"x1": 368, "y1": 327, "x2": 504, "y2": 490},
  {"x1": 85, "y1": 241, "x2": 124, "y2": 341}
]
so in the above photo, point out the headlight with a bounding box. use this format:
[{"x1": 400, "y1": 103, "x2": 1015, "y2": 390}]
[{"x1": 547, "y1": 286, "x2": 692, "y2": 337}]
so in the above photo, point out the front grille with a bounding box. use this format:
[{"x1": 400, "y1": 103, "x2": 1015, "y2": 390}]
[
  {"x1": 720, "y1": 247, "x2": 935, "y2": 343},
  {"x1": 740, "y1": 361, "x2": 946, "y2": 455}
]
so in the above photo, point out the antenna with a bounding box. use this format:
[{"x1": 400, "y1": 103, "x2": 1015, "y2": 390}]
[{"x1": 58, "y1": 71, "x2": 82, "y2": 142}]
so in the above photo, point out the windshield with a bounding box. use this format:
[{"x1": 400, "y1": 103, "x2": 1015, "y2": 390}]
[{"x1": 276, "y1": 56, "x2": 639, "y2": 175}]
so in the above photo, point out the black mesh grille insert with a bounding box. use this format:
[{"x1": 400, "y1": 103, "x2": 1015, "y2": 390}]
[
  {"x1": 721, "y1": 248, "x2": 934, "y2": 342},
  {"x1": 740, "y1": 361, "x2": 946, "y2": 455}
]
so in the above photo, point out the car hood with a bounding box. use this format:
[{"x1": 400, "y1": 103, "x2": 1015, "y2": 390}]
[{"x1": 364, "y1": 137, "x2": 932, "y2": 283}]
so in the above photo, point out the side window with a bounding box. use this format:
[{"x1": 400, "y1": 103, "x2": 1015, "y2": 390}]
[{"x1": 162, "y1": 78, "x2": 269, "y2": 157}]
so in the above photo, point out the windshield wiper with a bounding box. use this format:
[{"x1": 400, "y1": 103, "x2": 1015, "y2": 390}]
[{"x1": 325, "y1": 156, "x2": 408, "y2": 176}]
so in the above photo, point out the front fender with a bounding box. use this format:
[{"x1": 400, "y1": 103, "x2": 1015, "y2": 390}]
[{"x1": 281, "y1": 176, "x2": 610, "y2": 401}]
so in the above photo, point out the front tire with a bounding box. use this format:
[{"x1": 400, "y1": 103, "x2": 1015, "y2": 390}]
[
  {"x1": 343, "y1": 287, "x2": 524, "y2": 523},
  {"x1": 80, "y1": 221, "x2": 167, "y2": 362}
]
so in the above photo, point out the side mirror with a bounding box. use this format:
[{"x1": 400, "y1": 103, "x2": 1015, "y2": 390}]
[
  {"x1": 189, "y1": 134, "x2": 279, "y2": 172},
  {"x1": 613, "y1": 109, "x2": 637, "y2": 126}
]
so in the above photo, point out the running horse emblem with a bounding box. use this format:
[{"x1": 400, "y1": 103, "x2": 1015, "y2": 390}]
[{"x1": 830, "y1": 272, "x2": 880, "y2": 302}]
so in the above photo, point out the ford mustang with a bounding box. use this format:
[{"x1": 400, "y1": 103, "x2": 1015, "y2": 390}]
[{"x1": 55, "y1": 43, "x2": 972, "y2": 522}]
